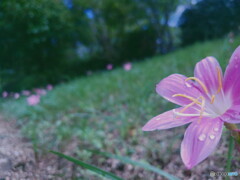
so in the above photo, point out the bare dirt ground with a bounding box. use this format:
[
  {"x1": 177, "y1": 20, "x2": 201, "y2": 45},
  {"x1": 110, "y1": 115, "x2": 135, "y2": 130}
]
[
  {"x1": 0, "y1": 117, "x2": 239, "y2": 180},
  {"x1": 98, "y1": 127, "x2": 240, "y2": 180},
  {"x1": 0, "y1": 118, "x2": 77, "y2": 179}
]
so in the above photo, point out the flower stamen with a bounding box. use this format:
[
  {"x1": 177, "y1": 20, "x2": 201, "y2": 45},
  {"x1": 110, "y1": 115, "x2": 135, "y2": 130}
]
[
  {"x1": 217, "y1": 67, "x2": 223, "y2": 93},
  {"x1": 173, "y1": 109, "x2": 209, "y2": 117},
  {"x1": 180, "y1": 101, "x2": 196, "y2": 113},
  {"x1": 172, "y1": 94, "x2": 202, "y2": 105},
  {"x1": 172, "y1": 95, "x2": 207, "y2": 119},
  {"x1": 198, "y1": 96, "x2": 205, "y2": 123},
  {"x1": 210, "y1": 95, "x2": 215, "y2": 104},
  {"x1": 185, "y1": 77, "x2": 209, "y2": 94},
  {"x1": 174, "y1": 101, "x2": 197, "y2": 119}
]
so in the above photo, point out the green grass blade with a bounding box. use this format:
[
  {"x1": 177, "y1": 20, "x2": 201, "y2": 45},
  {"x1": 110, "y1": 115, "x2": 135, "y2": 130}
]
[
  {"x1": 91, "y1": 150, "x2": 179, "y2": 180},
  {"x1": 226, "y1": 135, "x2": 235, "y2": 180},
  {"x1": 50, "y1": 151, "x2": 123, "y2": 180}
]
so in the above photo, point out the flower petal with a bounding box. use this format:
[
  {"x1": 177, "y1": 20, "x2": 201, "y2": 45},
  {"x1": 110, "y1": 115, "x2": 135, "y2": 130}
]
[
  {"x1": 156, "y1": 74, "x2": 201, "y2": 106},
  {"x1": 224, "y1": 46, "x2": 240, "y2": 102},
  {"x1": 142, "y1": 107, "x2": 198, "y2": 131},
  {"x1": 181, "y1": 118, "x2": 223, "y2": 169},
  {"x1": 194, "y1": 56, "x2": 223, "y2": 95},
  {"x1": 220, "y1": 105, "x2": 240, "y2": 123}
]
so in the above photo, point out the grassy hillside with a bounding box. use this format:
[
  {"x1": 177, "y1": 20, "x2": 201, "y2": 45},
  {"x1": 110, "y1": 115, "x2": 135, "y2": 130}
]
[{"x1": 1, "y1": 37, "x2": 239, "y2": 179}]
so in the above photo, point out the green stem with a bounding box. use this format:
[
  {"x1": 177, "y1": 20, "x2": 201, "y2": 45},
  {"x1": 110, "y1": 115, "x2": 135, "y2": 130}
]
[
  {"x1": 226, "y1": 135, "x2": 234, "y2": 180},
  {"x1": 224, "y1": 123, "x2": 240, "y2": 144}
]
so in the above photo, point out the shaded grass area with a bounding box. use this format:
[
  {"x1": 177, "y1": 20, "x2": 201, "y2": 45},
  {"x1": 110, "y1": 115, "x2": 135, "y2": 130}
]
[{"x1": 0, "y1": 37, "x2": 239, "y2": 179}]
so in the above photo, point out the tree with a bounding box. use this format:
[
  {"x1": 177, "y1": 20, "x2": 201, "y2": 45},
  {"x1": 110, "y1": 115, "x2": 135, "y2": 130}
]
[
  {"x1": 73, "y1": 0, "x2": 179, "y2": 61},
  {"x1": 0, "y1": 0, "x2": 77, "y2": 89},
  {"x1": 179, "y1": 0, "x2": 240, "y2": 45},
  {"x1": 135, "y1": 0, "x2": 179, "y2": 53}
]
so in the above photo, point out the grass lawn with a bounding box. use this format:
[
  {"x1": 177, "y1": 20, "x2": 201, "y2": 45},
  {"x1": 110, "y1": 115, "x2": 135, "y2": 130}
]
[{"x1": 1, "y1": 37, "x2": 239, "y2": 179}]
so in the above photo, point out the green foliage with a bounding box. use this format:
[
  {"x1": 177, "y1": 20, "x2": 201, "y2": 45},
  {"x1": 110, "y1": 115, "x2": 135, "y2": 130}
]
[
  {"x1": 72, "y1": 0, "x2": 179, "y2": 61},
  {"x1": 90, "y1": 150, "x2": 180, "y2": 180},
  {"x1": 50, "y1": 151, "x2": 123, "y2": 180},
  {"x1": 179, "y1": 0, "x2": 240, "y2": 45},
  {"x1": 51, "y1": 150, "x2": 179, "y2": 180},
  {"x1": 0, "y1": 0, "x2": 76, "y2": 90},
  {"x1": 0, "y1": 0, "x2": 181, "y2": 91},
  {"x1": 119, "y1": 27, "x2": 157, "y2": 60}
]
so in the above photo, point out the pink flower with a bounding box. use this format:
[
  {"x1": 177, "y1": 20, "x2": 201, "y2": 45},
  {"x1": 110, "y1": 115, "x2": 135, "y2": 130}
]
[
  {"x1": 46, "y1": 84, "x2": 53, "y2": 91},
  {"x1": 14, "y1": 93, "x2": 20, "y2": 99},
  {"x1": 142, "y1": 46, "x2": 240, "y2": 169},
  {"x1": 34, "y1": 88, "x2": 47, "y2": 95},
  {"x1": 123, "y1": 62, "x2": 132, "y2": 71},
  {"x1": 2, "y1": 91, "x2": 8, "y2": 98},
  {"x1": 106, "y1": 64, "x2": 113, "y2": 70},
  {"x1": 22, "y1": 90, "x2": 30, "y2": 96},
  {"x1": 27, "y1": 95, "x2": 40, "y2": 106}
]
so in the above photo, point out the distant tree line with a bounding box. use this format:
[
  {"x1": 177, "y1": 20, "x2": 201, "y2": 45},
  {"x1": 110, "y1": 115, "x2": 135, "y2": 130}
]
[
  {"x1": 179, "y1": 0, "x2": 240, "y2": 45},
  {"x1": 1, "y1": 0, "x2": 239, "y2": 91},
  {"x1": 0, "y1": 0, "x2": 179, "y2": 90}
]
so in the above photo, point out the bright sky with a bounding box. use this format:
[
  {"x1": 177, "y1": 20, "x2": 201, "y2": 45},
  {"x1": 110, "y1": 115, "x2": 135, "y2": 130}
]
[
  {"x1": 169, "y1": 0, "x2": 201, "y2": 27},
  {"x1": 169, "y1": 5, "x2": 186, "y2": 27}
]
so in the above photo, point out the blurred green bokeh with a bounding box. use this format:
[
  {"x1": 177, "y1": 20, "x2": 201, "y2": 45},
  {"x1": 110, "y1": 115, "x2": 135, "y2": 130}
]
[{"x1": 1, "y1": 0, "x2": 239, "y2": 91}]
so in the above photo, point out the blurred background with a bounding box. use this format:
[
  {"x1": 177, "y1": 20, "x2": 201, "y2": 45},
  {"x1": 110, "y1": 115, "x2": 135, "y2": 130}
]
[
  {"x1": 0, "y1": 0, "x2": 240, "y2": 179},
  {"x1": 1, "y1": 0, "x2": 239, "y2": 91}
]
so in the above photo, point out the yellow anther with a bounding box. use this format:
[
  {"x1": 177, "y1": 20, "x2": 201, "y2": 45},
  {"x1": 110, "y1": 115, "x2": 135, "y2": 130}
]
[
  {"x1": 217, "y1": 67, "x2": 223, "y2": 93},
  {"x1": 172, "y1": 94, "x2": 202, "y2": 105},
  {"x1": 210, "y1": 95, "x2": 215, "y2": 104},
  {"x1": 174, "y1": 101, "x2": 197, "y2": 119},
  {"x1": 180, "y1": 101, "x2": 196, "y2": 113},
  {"x1": 173, "y1": 95, "x2": 210, "y2": 120},
  {"x1": 186, "y1": 77, "x2": 209, "y2": 94}
]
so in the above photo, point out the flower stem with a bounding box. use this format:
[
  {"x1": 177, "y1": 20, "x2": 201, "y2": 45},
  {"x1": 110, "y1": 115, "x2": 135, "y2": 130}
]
[
  {"x1": 224, "y1": 123, "x2": 240, "y2": 144},
  {"x1": 226, "y1": 135, "x2": 234, "y2": 180}
]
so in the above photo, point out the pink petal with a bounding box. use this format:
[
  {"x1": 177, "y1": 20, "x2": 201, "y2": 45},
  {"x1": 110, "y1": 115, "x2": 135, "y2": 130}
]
[
  {"x1": 181, "y1": 118, "x2": 223, "y2": 169},
  {"x1": 27, "y1": 95, "x2": 40, "y2": 106},
  {"x1": 220, "y1": 105, "x2": 240, "y2": 123},
  {"x1": 156, "y1": 74, "x2": 201, "y2": 106},
  {"x1": 224, "y1": 46, "x2": 240, "y2": 102},
  {"x1": 142, "y1": 107, "x2": 198, "y2": 131},
  {"x1": 194, "y1": 56, "x2": 223, "y2": 95}
]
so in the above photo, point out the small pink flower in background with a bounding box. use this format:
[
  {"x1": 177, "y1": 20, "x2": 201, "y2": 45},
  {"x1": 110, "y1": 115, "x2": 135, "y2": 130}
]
[
  {"x1": 35, "y1": 88, "x2": 47, "y2": 96},
  {"x1": 14, "y1": 93, "x2": 20, "y2": 99},
  {"x1": 142, "y1": 46, "x2": 240, "y2": 169},
  {"x1": 106, "y1": 64, "x2": 113, "y2": 70},
  {"x1": 46, "y1": 84, "x2": 53, "y2": 91},
  {"x1": 27, "y1": 95, "x2": 40, "y2": 106},
  {"x1": 123, "y1": 62, "x2": 132, "y2": 71},
  {"x1": 2, "y1": 91, "x2": 8, "y2": 98},
  {"x1": 22, "y1": 90, "x2": 30, "y2": 96}
]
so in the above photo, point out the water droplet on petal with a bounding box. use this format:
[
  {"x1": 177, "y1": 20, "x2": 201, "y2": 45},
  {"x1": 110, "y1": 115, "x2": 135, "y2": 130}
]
[
  {"x1": 185, "y1": 82, "x2": 192, "y2": 88},
  {"x1": 198, "y1": 134, "x2": 206, "y2": 141},
  {"x1": 224, "y1": 117, "x2": 230, "y2": 121},
  {"x1": 209, "y1": 134, "x2": 215, "y2": 140},
  {"x1": 213, "y1": 127, "x2": 219, "y2": 132}
]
